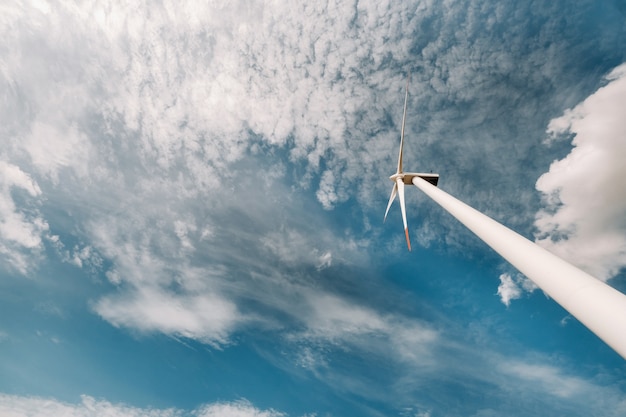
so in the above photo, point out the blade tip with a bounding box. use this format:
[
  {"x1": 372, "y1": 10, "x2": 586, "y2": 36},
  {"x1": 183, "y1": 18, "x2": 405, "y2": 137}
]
[{"x1": 405, "y1": 228, "x2": 412, "y2": 251}]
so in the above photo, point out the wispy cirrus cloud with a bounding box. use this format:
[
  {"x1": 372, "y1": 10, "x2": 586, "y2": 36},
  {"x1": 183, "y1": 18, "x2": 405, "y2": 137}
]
[
  {"x1": 0, "y1": 394, "x2": 283, "y2": 417},
  {"x1": 499, "y1": 361, "x2": 587, "y2": 398},
  {"x1": 293, "y1": 292, "x2": 438, "y2": 367},
  {"x1": 76, "y1": 154, "x2": 370, "y2": 346},
  {"x1": 496, "y1": 359, "x2": 626, "y2": 415}
]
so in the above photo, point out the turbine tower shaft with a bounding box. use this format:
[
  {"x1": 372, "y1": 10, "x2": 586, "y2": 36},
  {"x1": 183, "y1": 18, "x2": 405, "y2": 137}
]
[{"x1": 412, "y1": 175, "x2": 626, "y2": 360}]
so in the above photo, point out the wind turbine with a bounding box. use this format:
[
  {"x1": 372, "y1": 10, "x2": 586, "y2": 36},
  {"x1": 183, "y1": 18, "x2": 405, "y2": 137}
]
[
  {"x1": 385, "y1": 74, "x2": 626, "y2": 359},
  {"x1": 384, "y1": 73, "x2": 439, "y2": 251}
]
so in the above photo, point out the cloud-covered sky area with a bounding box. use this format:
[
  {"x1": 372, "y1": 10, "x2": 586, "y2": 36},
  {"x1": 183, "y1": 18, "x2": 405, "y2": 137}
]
[{"x1": 1, "y1": 0, "x2": 626, "y2": 416}]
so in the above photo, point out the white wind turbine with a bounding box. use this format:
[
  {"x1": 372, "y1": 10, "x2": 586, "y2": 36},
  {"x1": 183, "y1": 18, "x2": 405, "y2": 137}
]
[
  {"x1": 384, "y1": 73, "x2": 439, "y2": 251},
  {"x1": 385, "y1": 73, "x2": 626, "y2": 359}
]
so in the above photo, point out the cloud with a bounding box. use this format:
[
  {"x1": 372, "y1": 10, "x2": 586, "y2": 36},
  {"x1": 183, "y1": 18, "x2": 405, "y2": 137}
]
[
  {"x1": 0, "y1": 394, "x2": 180, "y2": 417},
  {"x1": 82, "y1": 207, "x2": 245, "y2": 347},
  {"x1": 292, "y1": 291, "x2": 438, "y2": 371},
  {"x1": 94, "y1": 286, "x2": 240, "y2": 348},
  {"x1": 0, "y1": 394, "x2": 283, "y2": 417},
  {"x1": 196, "y1": 400, "x2": 284, "y2": 417},
  {"x1": 74, "y1": 153, "x2": 370, "y2": 346},
  {"x1": 2, "y1": 2, "x2": 626, "y2": 414},
  {"x1": 496, "y1": 273, "x2": 536, "y2": 306},
  {"x1": 497, "y1": 358, "x2": 626, "y2": 416},
  {"x1": 301, "y1": 293, "x2": 390, "y2": 341},
  {"x1": 260, "y1": 229, "x2": 337, "y2": 271},
  {"x1": 500, "y1": 361, "x2": 588, "y2": 398},
  {"x1": 2, "y1": 0, "x2": 624, "y2": 279},
  {"x1": 496, "y1": 273, "x2": 521, "y2": 307},
  {"x1": 0, "y1": 161, "x2": 48, "y2": 273},
  {"x1": 374, "y1": 337, "x2": 626, "y2": 416},
  {"x1": 535, "y1": 63, "x2": 626, "y2": 280}
]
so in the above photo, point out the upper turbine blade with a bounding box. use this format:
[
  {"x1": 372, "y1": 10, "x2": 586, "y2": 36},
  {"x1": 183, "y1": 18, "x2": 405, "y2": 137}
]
[
  {"x1": 396, "y1": 177, "x2": 411, "y2": 251},
  {"x1": 384, "y1": 182, "x2": 398, "y2": 223},
  {"x1": 397, "y1": 72, "x2": 410, "y2": 174}
]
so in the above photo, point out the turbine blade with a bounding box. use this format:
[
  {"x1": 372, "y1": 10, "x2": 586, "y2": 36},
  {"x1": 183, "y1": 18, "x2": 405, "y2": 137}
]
[
  {"x1": 397, "y1": 177, "x2": 411, "y2": 251},
  {"x1": 397, "y1": 72, "x2": 410, "y2": 174},
  {"x1": 384, "y1": 182, "x2": 398, "y2": 223}
]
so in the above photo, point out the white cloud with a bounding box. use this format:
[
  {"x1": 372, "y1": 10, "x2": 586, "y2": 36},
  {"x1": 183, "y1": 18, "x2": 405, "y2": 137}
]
[
  {"x1": 94, "y1": 286, "x2": 240, "y2": 348},
  {"x1": 196, "y1": 400, "x2": 284, "y2": 417},
  {"x1": 303, "y1": 293, "x2": 388, "y2": 340},
  {"x1": 2, "y1": 3, "x2": 625, "y2": 411},
  {"x1": 0, "y1": 0, "x2": 425, "y2": 215},
  {"x1": 500, "y1": 361, "x2": 588, "y2": 399},
  {"x1": 535, "y1": 63, "x2": 626, "y2": 280},
  {"x1": 315, "y1": 171, "x2": 339, "y2": 210},
  {"x1": 76, "y1": 204, "x2": 243, "y2": 346},
  {"x1": 496, "y1": 271, "x2": 537, "y2": 306},
  {"x1": 0, "y1": 161, "x2": 48, "y2": 273},
  {"x1": 22, "y1": 121, "x2": 93, "y2": 185},
  {"x1": 0, "y1": 394, "x2": 180, "y2": 417},
  {"x1": 260, "y1": 229, "x2": 338, "y2": 271},
  {"x1": 0, "y1": 161, "x2": 44, "y2": 247},
  {"x1": 2, "y1": 0, "x2": 613, "y2": 284},
  {"x1": 0, "y1": 394, "x2": 283, "y2": 417},
  {"x1": 73, "y1": 159, "x2": 370, "y2": 346},
  {"x1": 297, "y1": 292, "x2": 438, "y2": 367},
  {"x1": 496, "y1": 273, "x2": 521, "y2": 307}
]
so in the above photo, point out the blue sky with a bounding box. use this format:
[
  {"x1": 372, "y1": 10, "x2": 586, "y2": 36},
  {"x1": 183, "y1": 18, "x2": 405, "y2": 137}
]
[{"x1": 1, "y1": 0, "x2": 626, "y2": 416}]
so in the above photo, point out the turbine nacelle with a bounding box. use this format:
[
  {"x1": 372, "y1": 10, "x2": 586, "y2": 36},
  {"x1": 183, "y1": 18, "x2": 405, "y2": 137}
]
[{"x1": 389, "y1": 172, "x2": 439, "y2": 186}]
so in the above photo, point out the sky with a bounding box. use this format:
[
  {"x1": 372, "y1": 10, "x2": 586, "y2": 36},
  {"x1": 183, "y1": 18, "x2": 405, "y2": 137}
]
[{"x1": 1, "y1": 0, "x2": 626, "y2": 416}]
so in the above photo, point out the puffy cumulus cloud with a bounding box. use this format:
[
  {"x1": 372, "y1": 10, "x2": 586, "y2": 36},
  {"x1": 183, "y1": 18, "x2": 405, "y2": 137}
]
[
  {"x1": 496, "y1": 273, "x2": 522, "y2": 307},
  {"x1": 94, "y1": 286, "x2": 240, "y2": 348},
  {"x1": 496, "y1": 273, "x2": 536, "y2": 306},
  {"x1": 0, "y1": 394, "x2": 284, "y2": 417},
  {"x1": 0, "y1": 161, "x2": 48, "y2": 273},
  {"x1": 535, "y1": 63, "x2": 626, "y2": 280}
]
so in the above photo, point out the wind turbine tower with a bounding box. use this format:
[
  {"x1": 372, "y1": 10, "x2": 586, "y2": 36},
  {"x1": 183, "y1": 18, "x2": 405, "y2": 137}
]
[{"x1": 386, "y1": 74, "x2": 626, "y2": 360}]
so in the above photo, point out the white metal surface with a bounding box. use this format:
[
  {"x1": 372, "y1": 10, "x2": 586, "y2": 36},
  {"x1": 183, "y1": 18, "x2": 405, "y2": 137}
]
[
  {"x1": 412, "y1": 175, "x2": 626, "y2": 359},
  {"x1": 385, "y1": 73, "x2": 413, "y2": 251}
]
